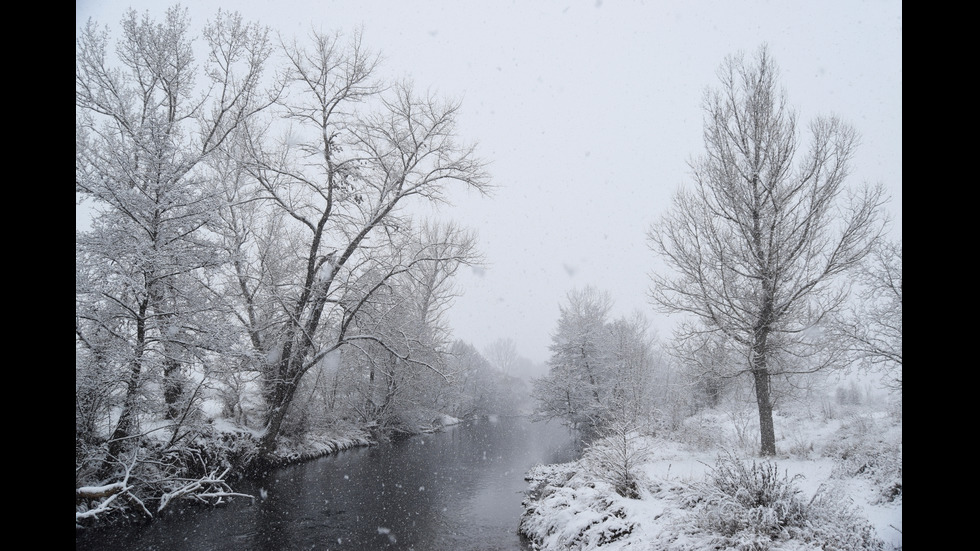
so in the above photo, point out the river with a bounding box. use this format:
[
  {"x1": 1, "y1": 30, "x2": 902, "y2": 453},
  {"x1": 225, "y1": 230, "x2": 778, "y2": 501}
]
[{"x1": 75, "y1": 415, "x2": 582, "y2": 550}]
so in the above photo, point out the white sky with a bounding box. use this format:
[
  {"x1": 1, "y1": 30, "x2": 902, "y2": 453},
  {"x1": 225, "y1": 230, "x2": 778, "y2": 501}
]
[{"x1": 76, "y1": 0, "x2": 903, "y2": 365}]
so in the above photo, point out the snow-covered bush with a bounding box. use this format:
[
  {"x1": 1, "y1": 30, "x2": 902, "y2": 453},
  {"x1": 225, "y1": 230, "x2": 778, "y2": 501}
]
[
  {"x1": 685, "y1": 452, "x2": 885, "y2": 550},
  {"x1": 806, "y1": 483, "x2": 886, "y2": 551},
  {"x1": 726, "y1": 405, "x2": 762, "y2": 454},
  {"x1": 75, "y1": 428, "x2": 257, "y2": 528},
  {"x1": 520, "y1": 462, "x2": 636, "y2": 550},
  {"x1": 673, "y1": 410, "x2": 730, "y2": 451},
  {"x1": 583, "y1": 419, "x2": 652, "y2": 498},
  {"x1": 785, "y1": 429, "x2": 815, "y2": 459},
  {"x1": 777, "y1": 413, "x2": 820, "y2": 459},
  {"x1": 820, "y1": 397, "x2": 838, "y2": 421},
  {"x1": 695, "y1": 452, "x2": 808, "y2": 541},
  {"x1": 836, "y1": 381, "x2": 864, "y2": 406},
  {"x1": 831, "y1": 442, "x2": 902, "y2": 505},
  {"x1": 822, "y1": 413, "x2": 902, "y2": 504}
]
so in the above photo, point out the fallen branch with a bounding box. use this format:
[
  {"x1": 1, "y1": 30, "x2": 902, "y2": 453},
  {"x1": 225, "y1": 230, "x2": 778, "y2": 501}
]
[
  {"x1": 157, "y1": 467, "x2": 254, "y2": 512},
  {"x1": 76, "y1": 482, "x2": 124, "y2": 502},
  {"x1": 77, "y1": 453, "x2": 254, "y2": 527},
  {"x1": 75, "y1": 453, "x2": 151, "y2": 524}
]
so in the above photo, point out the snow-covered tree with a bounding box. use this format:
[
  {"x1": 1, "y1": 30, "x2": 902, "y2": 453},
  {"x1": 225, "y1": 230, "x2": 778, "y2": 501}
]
[
  {"x1": 76, "y1": 5, "x2": 272, "y2": 463},
  {"x1": 445, "y1": 341, "x2": 500, "y2": 419},
  {"x1": 647, "y1": 45, "x2": 887, "y2": 455},
  {"x1": 533, "y1": 287, "x2": 613, "y2": 431},
  {"x1": 444, "y1": 340, "x2": 529, "y2": 419},
  {"x1": 533, "y1": 287, "x2": 659, "y2": 434}
]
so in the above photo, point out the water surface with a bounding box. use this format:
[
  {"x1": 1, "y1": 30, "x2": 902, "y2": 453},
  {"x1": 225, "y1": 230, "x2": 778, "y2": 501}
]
[{"x1": 76, "y1": 416, "x2": 581, "y2": 550}]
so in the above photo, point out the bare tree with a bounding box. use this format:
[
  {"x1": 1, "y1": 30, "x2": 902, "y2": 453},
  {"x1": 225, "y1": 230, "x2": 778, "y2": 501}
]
[
  {"x1": 484, "y1": 338, "x2": 520, "y2": 376},
  {"x1": 403, "y1": 221, "x2": 480, "y2": 351},
  {"x1": 605, "y1": 312, "x2": 660, "y2": 426},
  {"x1": 229, "y1": 28, "x2": 490, "y2": 464},
  {"x1": 334, "y1": 221, "x2": 479, "y2": 433},
  {"x1": 647, "y1": 45, "x2": 887, "y2": 455},
  {"x1": 583, "y1": 415, "x2": 652, "y2": 498},
  {"x1": 669, "y1": 330, "x2": 734, "y2": 411},
  {"x1": 833, "y1": 239, "x2": 902, "y2": 392}
]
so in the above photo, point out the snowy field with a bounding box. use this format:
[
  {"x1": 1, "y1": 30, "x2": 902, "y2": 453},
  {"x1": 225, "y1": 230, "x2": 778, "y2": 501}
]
[{"x1": 519, "y1": 397, "x2": 902, "y2": 551}]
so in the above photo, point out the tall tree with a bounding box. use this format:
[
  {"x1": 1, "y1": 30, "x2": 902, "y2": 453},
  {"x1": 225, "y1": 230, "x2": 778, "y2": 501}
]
[
  {"x1": 647, "y1": 45, "x2": 887, "y2": 455},
  {"x1": 445, "y1": 340, "x2": 506, "y2": 419},
  {"x1": 76, "y1": 6, "x2": 272, "y2": 462},
  {"x1": 604, "y1": 313, "x2": 657, "y2": 424},
  {"x1": 669, "y1": 329, "x2": 734, "y2": 411},
  {"x1": 231, "y1": 29, "x2": 490, "y2": 463}
]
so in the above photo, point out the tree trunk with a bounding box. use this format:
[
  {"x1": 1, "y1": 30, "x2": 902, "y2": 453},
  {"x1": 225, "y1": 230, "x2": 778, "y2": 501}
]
[
  {"x1": 104, "y1": 298, "x2": 150, "y2": 471},
  {"x1": 259, "y1": 373, "x2": 300, "y2": 459},
  {"x1": 751, "y1": 329, "x2": 777, "y2": 456},
  {"x1": 367, "y1": 361, "x2": 377, "y2": 417},
  {"x1": 257, "y1": 270, "x2": 334, "y2": 460},
  {"x1": 163, "y1": 355, "x2": 183, "y2": 421},
  {"x1": 752, "y1": 368, "x2": 776, "y2": 455},
  {"x1": 99, "y1": 356, "x2": 144, "y2": 480},
  {"x1": 106, "y1": 367, "x2": 141, "y2": 459},
  {"x1": 150, "y1": 274, "x2": 185, "y2": 421}
]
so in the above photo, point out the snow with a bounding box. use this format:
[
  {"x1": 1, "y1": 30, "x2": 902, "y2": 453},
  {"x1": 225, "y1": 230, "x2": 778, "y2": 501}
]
[
  {"x1": 520, "y1": 399, "x2": 902, "y2": 550},
  {"x1": 435, "y1": 413, "x2": 463, "y2": 427},
  {"x1": 377, "y1": 526, "x2": 397, "y2": 544},
  {"x1": 75, "y1": 482, "x2": 125, "y2": 496}
]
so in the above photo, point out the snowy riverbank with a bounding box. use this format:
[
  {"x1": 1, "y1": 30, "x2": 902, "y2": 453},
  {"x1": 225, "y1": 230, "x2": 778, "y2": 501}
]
[
  {"x1": 215, "y1": 413, "x2": 465, "y2": 469},
  {"x1": 519, "y1": 405, "x2": 902, "y2": 550}
]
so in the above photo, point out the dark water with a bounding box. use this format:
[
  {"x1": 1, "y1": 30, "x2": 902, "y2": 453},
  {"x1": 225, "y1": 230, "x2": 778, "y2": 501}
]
[{"x1": 75, "y1": 416, "x2": 581, "y2": 550}]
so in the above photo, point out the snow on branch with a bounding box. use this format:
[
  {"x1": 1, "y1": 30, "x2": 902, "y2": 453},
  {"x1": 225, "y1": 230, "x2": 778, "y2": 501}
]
[{"x1": 157, "y1": 467, "x2": 255, "y2": 512}]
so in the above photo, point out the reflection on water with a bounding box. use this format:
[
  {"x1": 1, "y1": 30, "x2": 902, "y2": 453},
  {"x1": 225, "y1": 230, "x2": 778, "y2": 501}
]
[{"x1": 75, "y1": 416, "x2": 581, "y2": 550}]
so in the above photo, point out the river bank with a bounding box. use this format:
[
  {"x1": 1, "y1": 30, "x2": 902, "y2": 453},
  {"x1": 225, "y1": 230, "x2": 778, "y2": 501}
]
[
  {"x1": 518, "y1": 404, "x2": 902, "y2": 550},
  {"x1": 249, "y1": 413, "x2": 464, "y2": 468},
  {"x1": 76, "y1": 412, "x2": 471, "y2": 531}
]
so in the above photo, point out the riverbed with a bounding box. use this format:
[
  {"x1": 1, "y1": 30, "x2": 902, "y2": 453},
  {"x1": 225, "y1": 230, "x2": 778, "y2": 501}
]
[{"x1": 75, "y1": 415, "x2": 582, "y2": 550}]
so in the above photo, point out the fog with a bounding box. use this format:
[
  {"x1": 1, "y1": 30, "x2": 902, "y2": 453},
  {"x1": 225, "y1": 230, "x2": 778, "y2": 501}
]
[{"x1": 76, "y1": 0, "x2": 902, "y2": 365}]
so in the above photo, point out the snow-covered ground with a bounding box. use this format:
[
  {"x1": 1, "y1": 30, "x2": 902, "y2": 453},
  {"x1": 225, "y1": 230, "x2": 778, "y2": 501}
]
[{"x1": 519, "y1": 399, "x2": 902, "y2": 550}]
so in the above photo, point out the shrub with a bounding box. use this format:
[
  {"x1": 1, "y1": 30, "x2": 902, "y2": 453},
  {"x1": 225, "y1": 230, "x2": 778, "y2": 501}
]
[
  {"x1": 519, "y1": 461, "x2": 637, "y2": 550},
  {"x1": 786, "y1": 428, "x2": 815, "y2": 459},
  {"x1": 836, "y1": 380, "x2": 863, "y2": 406},
  {"x1": 698, "y1": 452, "x2": 808, "y2": 538},
  {"x1": 583, "y1": 419, "x2": 651, "y2": 498},
  {"x1": 822, "y1": 413, "x2": 902, "y2": 504},
  {"x1": 687, "y1": 452, "x2": 885, "y2": 550},
  {"x1": 806, "y1": 484, "x2": 885, "y2": 551},
  {"x1": 673, "y1": 410, "x2": 729, "y2": 451}
]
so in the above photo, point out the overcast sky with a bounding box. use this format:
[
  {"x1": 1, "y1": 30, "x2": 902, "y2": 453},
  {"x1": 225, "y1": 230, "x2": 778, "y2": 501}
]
[{"x1": 76, "y1": 1, "x2": 903, "y2": 365}]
